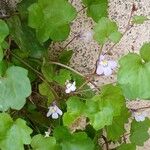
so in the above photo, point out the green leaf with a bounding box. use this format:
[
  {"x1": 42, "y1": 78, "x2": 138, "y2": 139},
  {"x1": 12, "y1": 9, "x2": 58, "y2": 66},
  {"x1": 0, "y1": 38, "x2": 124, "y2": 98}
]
[
  {"x1": 109, "y1": 31, "x2": 122, "y2": 43},
  {"x1": 132, "y1": 15, "x2": 148, "y2": 24},
  {"x1": 0, "y1": 46, "x2": 3, "y2": 61},
  {"x1": 31, "y1": 134, "x2": 58, "y2": 150},
  {"x1": 118, "y1": 44, "x2": 150, "y2": 99},
  {"x1": 7, "y1": 16, "x2": 46, "y2": 58},
  {"x1": 130, "y1": 119, "x2": 150, "y2": 146},
  {"x1": 54, "y1": 127, "x2": 94, "y2": 150},
  {"x1": 28, "y1": 0, "x2": 77, "y2": 42},
  {"x1": 0, "y1": 20, "x2": 9, "y2": 44},
  {"x1": 0, "y1": 113, "x2": 32, "y2": 150},
  {"x1": 63, "y1": 96, "x2": 85, "y2": 126},
  {"x1": 17, "y1": 0, "x2": 37, "y2": 20},
  {"x1": 0, "y1": 60, "x2": 8, "y2": 76},
  {"x1": 39, "y1": 82, "x2": 55, "y2": 105},
  {"x1": 140, "y1": 43, "x2": 150, "y2": 62},
  {"x1": 61, "y1": 132, "x2": 94, "y2": 150},
  {"x1": 53, "y1": 126, "x2": 72, "y2": 142},
  {"x1": 106, "y1": 107, "x2": 130, "y2": 141},
  {"x1": 94, "y1": 17, "x2": 121, "y2": 44},
  {"x1": 85, "y1": 84, "x2": 125, "y2": 130},
  {"x1": 59, "y1": 50, "x2": 73, "y2": 65},
  {"x1": 0, "y1": 66, "x2": 31, "y2": 111},
  {"x1": 117, "y1": 144, "x2": 136, "y2": 150},
  {"x1": 83, "y1": 0, "x2": 108, "y2": 22},
  {"x1": 98, "y1": 84, "x2": 125, "y2": 115},
  {"x1": 41, "y1": 63, "x2": 54, "y2": 82},
  {"x1": 54, "y1": 69, "x2": 71, "y2": 86}
]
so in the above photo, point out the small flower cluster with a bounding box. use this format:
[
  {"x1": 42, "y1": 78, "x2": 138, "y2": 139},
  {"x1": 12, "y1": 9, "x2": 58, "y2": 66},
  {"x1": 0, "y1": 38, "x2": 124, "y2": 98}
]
[
  {"x1": 47, "y1": 103, "x2": 62, "y2": 119},
  {"x1": 96, "y1": 55, "x2": 117, "y2": 76},
  {"x1": 65, "y1": 80, "x2": 76, "y2": 93}
]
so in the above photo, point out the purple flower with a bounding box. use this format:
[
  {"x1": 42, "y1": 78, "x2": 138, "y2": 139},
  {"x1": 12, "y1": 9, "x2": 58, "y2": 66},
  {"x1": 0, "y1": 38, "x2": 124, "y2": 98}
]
[
  {"x1": 46, "y1": 104, "x2": 62, "y2": 119},
  {"x1": 96, "y1": 55, "x2": 117, "y2": 76},
  {"x1": 132, "y1": 111, "x2": 147, "y2": 122}
]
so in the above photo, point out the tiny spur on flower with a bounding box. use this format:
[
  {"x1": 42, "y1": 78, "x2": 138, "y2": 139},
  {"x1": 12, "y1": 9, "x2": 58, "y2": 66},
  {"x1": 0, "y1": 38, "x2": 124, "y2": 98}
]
[
  {"x1": 46, "y1": 104, "x2": 62, "y2": 119},
  {"x1": 65, "y1": 80, "x2": 76, "y2": 93},
  {"x1": 96, "y1": 55, "x2": 117, "y2": 76}
]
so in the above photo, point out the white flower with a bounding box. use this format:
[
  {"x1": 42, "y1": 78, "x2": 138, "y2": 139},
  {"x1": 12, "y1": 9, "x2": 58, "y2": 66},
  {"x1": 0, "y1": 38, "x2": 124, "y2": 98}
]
[
  {"x1": 96, "y1": 55, "x2": 117, "y2": 76},
  {"x1": 45, "y1": 131, "x2": 50, "y2": 137},
  {"x1": 44, "y1": 128, "x2": 51, "y2": 137},
  {"x1": 80, "y1": 30, "x2": 93, "y2": 42},
  {"x1": 46, "y1": 105, "x2": 62, "y2": 119},
  {"x1": 65, "y1": 80, "x2": 76, "y2": 93},
  {"x1": 132, "y1": 111, "x2": 147, "y2": 122}
]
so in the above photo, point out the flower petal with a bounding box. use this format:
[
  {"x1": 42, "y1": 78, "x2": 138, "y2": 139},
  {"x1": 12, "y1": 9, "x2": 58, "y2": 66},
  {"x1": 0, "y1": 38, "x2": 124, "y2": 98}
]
[
  {"x1": 66, "y1": 83, "x2": 72, "y2": 88},
  {"x1": 70, "y1": 85, "x2": 76, "y2": 91},
  {"x1": 96, "y1": 65, "x2": 104, "y2": 75},
  {"x1": 81, "y1": 30, "x2": 93, "y2": 42},
  {"x1": 99, "y1": 55, "x2": 105, "y2": 61},
  {"x1": 108, "y1": 61, "x2": 117, "y2": 69},
  {"x1": 135, "y1": 115, "x2": 145, "y2": 122},
  {"x1": 46, "y1": 109, "x2": 52, "y2": 117},
  {"x1": 103, "y1": 67, "x2": 113, "y2": 76},
  {"x1": 52, "y1": 113, "x2": 59, "y2": 119},
  {"x1": 65, "y1": 88, "x2": 71, "y2": 93},
  {"x1": 56, "y1": 108, "x2": 63, "y2": 116}
]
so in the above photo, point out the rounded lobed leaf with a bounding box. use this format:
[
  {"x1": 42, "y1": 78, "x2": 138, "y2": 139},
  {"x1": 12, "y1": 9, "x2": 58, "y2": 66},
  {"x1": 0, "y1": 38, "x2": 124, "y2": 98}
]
[
  {"x1": 94, "y1": 17, "x2": 121, "y2": 44},
  {"x1": 28, "y1": 0, "x2": 77, "y2": 42},
  {"x1": 31, "y1": 134, "x2": 57, "y2": 150},
  {"x1": 0, "y1": 113, "x2": 32, "y2": 150},
  {"x1": 83, "y1": 0, "x2": 108, "y2": 22},
  {"x1": 118, "y1": 49, "x2": 150, "y2": 99},
  {"x1": 0, "y1": 66, "x2": 31, "y2": 111}
]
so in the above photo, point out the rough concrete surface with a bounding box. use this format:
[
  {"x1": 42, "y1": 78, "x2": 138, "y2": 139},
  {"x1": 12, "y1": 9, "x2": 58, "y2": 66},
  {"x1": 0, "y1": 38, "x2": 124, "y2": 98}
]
[{"x1": 52, "y1": 0, "x2": 150, "y2": 149}]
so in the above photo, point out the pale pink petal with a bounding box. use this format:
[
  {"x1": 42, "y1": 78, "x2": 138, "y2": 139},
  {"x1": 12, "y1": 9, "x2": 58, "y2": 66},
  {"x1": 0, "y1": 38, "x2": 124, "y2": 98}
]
[
  {"x1": 46, "y1": 109, "x2": 52, "y2": 117},
  {"x1": 81, "y1": 30, "x2": 93, "y2": 42},
  {"x1": 135, "y1": 115, "x2": 145, "y2": 122},
  {"x1": 103, "y1": 67, "x2": 112, "y2": 76},
  {"x1": 108, "y1": 61, "x2": 117, "y2": 69},
  {"x1": 96, "y1": 65, "x2": 104, "y2": 75},
  {"x1": 70, "y1": 84, "x2": 76, "y2": 91},
  {"x1": 65, "y1": 88, "x2": 71, "y2": 93},
  {"x1": 52, "y1": 113, "x2": 58, "y2": 119},
  {"x1": 55, "y1": 107, "x2": 63, "y2": 116},
  {"x1": 66, "y1": 83, "x2": 72, "y2": 88},
  {"x1": 99, "y1": 55, "x2": 105, "y2": 61}
]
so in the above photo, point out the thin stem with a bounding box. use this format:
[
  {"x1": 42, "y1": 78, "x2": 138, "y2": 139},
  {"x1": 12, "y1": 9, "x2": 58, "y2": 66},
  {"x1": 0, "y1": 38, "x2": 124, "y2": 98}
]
[
  {"x1": 10, "y1": 52, "x2": 59, "y2": 99},
  {"x1": 48, "y1": 61, "x2": 100, "y2": 91},
  {"x1": 11, "y1": 52, "x2": 43, "y2": 77},
  {"x1": 101, "y1": 135, "x2": 109, "y2": 150},
  {"x1": 62, "y1": 35, "x2": 79, "y2": 51},
  {"x1": 105, "y1": 4, "x2": 134, "y2": 54},
  {"x1": 98, "y1": 44, "x2": 104, "y2": 58},
  {"x1": 76, "y1": 76, "x2": 93, "y2": 91},
  {"x1": 49, "y1": 61, "x2": 84, "y2": 77},
  {"x1": 130, "y1": 105, "x2": 150, "y2": 111},
  {"x1": 0, "y1": 12, "x2": 19, "y2": 19},
  {"x1": 74, "y1": 88, "x2": 94, "y2": 94},
  {"x1": 77, "y1": 6, "x2": 87, "y2": 14}
]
